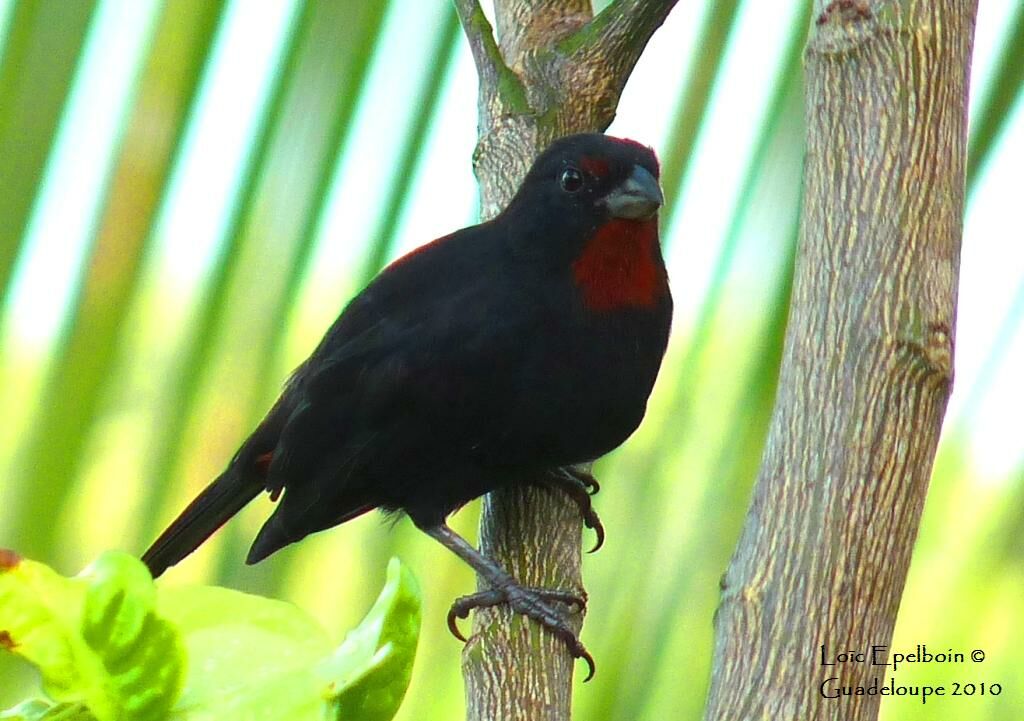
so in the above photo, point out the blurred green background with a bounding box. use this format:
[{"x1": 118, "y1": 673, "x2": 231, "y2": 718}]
[{"x1": 1, "y1": 0, "x2": 1022, "y2": 718}]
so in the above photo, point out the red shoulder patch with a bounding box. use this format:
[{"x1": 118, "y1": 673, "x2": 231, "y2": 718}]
[
  {"x1": 255, "y1": 451, "x2": 273, "y2": 475},
  {"x1": 254, "y1": 451, "x2": 284, "y2": 500},
  {"x1": 386, "y1": 233, "x2": 453, "y2": 272},
  {"x1": 572, "y1": 218, "x2": 665, "y2": 311}
]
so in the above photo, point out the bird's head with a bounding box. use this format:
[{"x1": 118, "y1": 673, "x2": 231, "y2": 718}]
[
  {"x1": 502, "y1": 133, "x2": 664, "y2": 261},
  {"x1": 501, "y1": 134, "x2": 668, "y2": 311}
]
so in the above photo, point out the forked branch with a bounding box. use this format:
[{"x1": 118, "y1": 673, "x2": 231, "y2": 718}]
[{"x1": 561, "y1": 0, "x2": 680, "y2": 97}]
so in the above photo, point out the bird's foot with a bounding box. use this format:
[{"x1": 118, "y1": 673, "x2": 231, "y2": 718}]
[
  {"x1": 422, "y1": 523, "x2": 596, "y2": 680},
  {"x1": 448, "y1": 587, "x2": 586, "y2": 638},
  {"x1": 549, "y1": 466, "x2": 600, "y2": 495},
  {"x1": 447, "y1": 585, "x2": 594, "y2": 681},
  {"x1": 543, "y1": 467, "x2": 605, "y2": 552}
]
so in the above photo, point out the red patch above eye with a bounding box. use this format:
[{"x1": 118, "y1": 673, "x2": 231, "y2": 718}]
[
  {"x1": 579, "y1": 155, "x2": 610, "y2": 179},
  {"x1": 607, "y1": 137, "x2": 660, "y2": 173},
  {"x1": 610, "y1": 137, "x2": 648, "y2": 152}
]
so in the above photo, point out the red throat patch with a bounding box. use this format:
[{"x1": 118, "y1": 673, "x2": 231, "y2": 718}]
[{"x1": 572, "y1": 218, "x2": 664, "y2": 311}]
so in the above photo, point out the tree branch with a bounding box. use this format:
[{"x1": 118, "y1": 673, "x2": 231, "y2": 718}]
[
  {"x1": 702, "y1": 2, "x2": 977, "y2": 720},
  {"x1": 454, "y1": 0, "x2": 679, "y2": 718},
  {"x1": 453, "y1": 0, "x2": 523, "y2": 108},
  {"x1": 493, "y1": 0, "x2": 591, "y2": 58},
  {"x1": 560, "y1": 0, "x2": 680, "y2": 81}
]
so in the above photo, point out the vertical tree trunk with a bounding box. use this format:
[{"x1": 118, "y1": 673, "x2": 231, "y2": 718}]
[
  {"x1": 703, "y1": 2, "x2": 976, "y2": 720},
  {"x1": 452, "y1": 1, "x2": 678, "y2": 718}
]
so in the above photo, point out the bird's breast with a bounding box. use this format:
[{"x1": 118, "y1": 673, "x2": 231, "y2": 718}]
[
  {"x1": 570, "y1": 218, "x2": 667, "y2": 312},
  {"x1": 514, "y1": 297, "x2": 671, "y2": 464}
]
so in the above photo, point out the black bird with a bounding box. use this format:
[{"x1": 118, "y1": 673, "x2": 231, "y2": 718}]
[{"x1": 142, "y1": 133, "x2": 672, "y2": 678}]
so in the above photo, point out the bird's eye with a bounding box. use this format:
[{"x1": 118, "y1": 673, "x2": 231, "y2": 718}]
[{"x1": 560, "y1": 167, "x2": 584, "y2": 193}]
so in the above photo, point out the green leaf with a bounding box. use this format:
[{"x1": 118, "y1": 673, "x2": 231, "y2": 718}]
[
  {"x1": 158, "y1": 584, "x2": 332, "y2": 720},
  {"x1": 155, "y1": 557, "x2": 419, "y2": 721},
  {"x1": 0, "y1": 551, "x2": 184, "y2": 721},
  {"x1": 2, "y1": 553, "x2": 420, "y2": 721},
  {"x1": 80, "y1": 554, "x2": 183, "y2": 721},
  {"x1": 319, "y1": 558, "x2": 421, "y2": 721},
  {"x1": 0, "y1": 699, "x2": 96, "y2": 721}
]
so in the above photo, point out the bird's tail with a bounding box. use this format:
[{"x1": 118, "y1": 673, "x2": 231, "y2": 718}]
[{"x1": 142, "y1": 468, "x2": 262, "y2": 578}]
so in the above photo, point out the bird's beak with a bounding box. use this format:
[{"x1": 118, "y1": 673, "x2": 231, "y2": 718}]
[{"x1": 602, "y1": 165, "x2": 663, "y2": 220}]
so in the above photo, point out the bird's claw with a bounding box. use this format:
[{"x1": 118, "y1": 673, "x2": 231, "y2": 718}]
[
  {"x1": 576, "y1": 470, "x2": 601, "y2": 496},
  {"x1": 447, "y1": 601, "x2": 472, "y2": 642},
  {"x1": 447, "y1": 587, "x2": 587, "y2": 635},
  {"x1": 581, "y1": 504, "x2": 605, "y2": 553},
  {"x1": 446, "y1": 585, "x2": 595, "y2": 681},
  {"x1": 545, "y1": 468, "x2": 605, "y2": 553},
  {"x1": 549, "y1": 467, "x2": 600, "y2": 495}
]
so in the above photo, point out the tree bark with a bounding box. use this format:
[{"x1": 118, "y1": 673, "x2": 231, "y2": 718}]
[
  {"x1": 703, "y1": 2, "x2": 976, "y2": 720},
  {"x1": 452, "y1": 1, "x2": 678, "y2": 719}
]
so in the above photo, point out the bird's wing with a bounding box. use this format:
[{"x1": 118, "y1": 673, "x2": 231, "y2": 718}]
[
  {"x1": 267, "y1": 273, "x2": 529, "y2": 493},
  {"x1": 245, "y1": 253, "x2": 539, "y2": 560}
]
